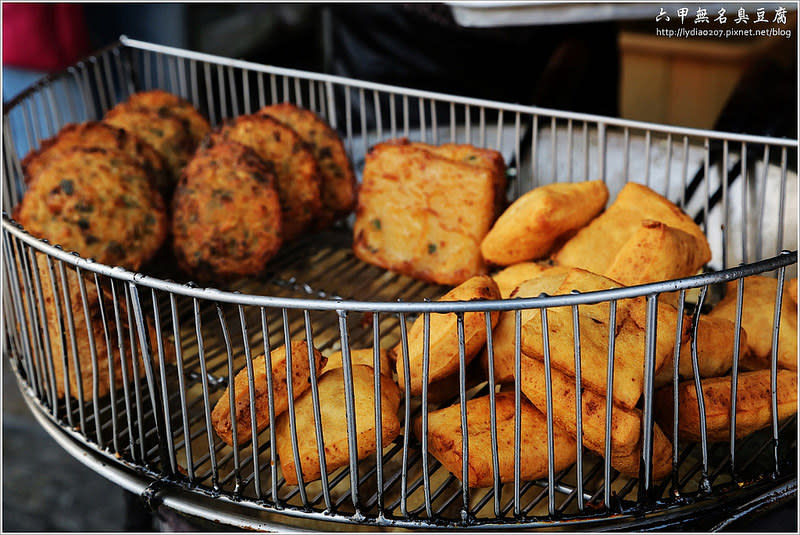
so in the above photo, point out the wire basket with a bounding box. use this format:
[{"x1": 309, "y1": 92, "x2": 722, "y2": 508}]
[{"x1": 2, "y1": 37, "x2": 797, "y2": 530}]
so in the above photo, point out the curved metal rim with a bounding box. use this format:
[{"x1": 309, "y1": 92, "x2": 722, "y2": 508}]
[
  {"x1": 16, "y1": 368, "x2": 798, "y2": 531},
  {"x1": 2, "y1": 218, "x2": 797, "y2": 312}
]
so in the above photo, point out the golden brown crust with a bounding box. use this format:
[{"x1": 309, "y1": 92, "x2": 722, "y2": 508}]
[
  {"x1": 414, "y1": 392, "x2": 577, "y2": 487},
  {"x1": 481, "y1": 180, "x2": 609, "y2": 266},
  {"x1": 353, "y1": 142, "x2": 496, "y2": 286},
  {"x1": 117, "y1": 89, "x2": 211, "y2": 144},
  {"x1": 393, "y1": 275, "x2": 501, "y2": 394},
  {"x1": 260, "y1": 103, "x2": 356, "y2": 228},
  {"x1": 15, "y1": 147, "x2": 168, "y2": 270},
  {"x1": 171, "y1": 140, "x2": 283, "y2": 280},
  {"x1": 211, "y1": 341, "x2": 326, "y2": 447},
  {"x1": 275, "y1": 365, "x2": 402, "y2": 485},
  {"x1": 212, "y1": 114, "x2": 323, "y2": 239},
  {"x1": 105, "y1": 106, "x2": 196, "y2": 180},
  {"x1": 21, "y1": 121, "x2": 171, "y2": 194}
]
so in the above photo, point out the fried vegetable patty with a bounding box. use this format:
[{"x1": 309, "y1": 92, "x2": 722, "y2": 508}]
[
  {"x1": 119, "y1": 89, "x2": 211, "y2": 144},
  {"x1": 15, "y1": 147, "x2": 168, "y2": 270},
  {"x1": 171, "y1": 140, "x2": 283, "y2": 280}
]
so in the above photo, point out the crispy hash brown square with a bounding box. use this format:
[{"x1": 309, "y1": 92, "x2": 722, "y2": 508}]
[{"x1": 353, "y1": 142, "x2": 496, "y2": 286}]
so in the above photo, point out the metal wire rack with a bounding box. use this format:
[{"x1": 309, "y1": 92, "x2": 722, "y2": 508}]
[{"x1": 2, "y1": 37, "x2": 798, "y2": 530}]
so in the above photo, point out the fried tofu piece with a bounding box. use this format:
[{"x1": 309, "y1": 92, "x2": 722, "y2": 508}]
[
  {"x1": 480, "y1": 267, "x2": 571, "y2": 384},
  {"x1": 789, "y1": 278, "x2": 798, "y2": 305},
  {"x1": 212, "y1": 114, "x2": 322, "y2": 240},
  {"x1": 481, "y1": 180, "x2": 608, "y2": 266},
  {"x1": 260, "y1": 103, "x2": 356, "y2": 228},
  {"x1": 609, "y1": 423, "x2": 673, "y2": 481},
  {"x1": 490, "y1": 262, "x2": 556, "y2": 299},
  {"x1": 353, "y1": 142, "x2": 496, "y2": 286},
  {"x1": 21, "y1": 121, "x2": 171, "y2": 194},
  {"x1": 322, "y1": 347, "x2": 392, "y2": 378},
  {"x1": 211, "y1": 341, "x2": 326, "y2": 446},
  {"x1": 655, "y1": 369, "x2": 797, "y2": 442},
  {"x1": 605, "y1": 219, "x2": 706, "y2": 285},
  {"x1": 414, "y1": 392, "x2": 577, "y2": 487},
  {"x1": 708, "y1": 276, "x2": 797, "y2": 371},
  {"x1": 654, "y1": 316, "x2": 749, "y2": 388},
  {"x1": 553, "y1": 182, "x2": 711, "y2": 275},
  {"x1": 119, "y1": 89, "x2": 211, "y2": 144},
  {"x1": 394, "y1": 275, "x2": 501, "y2": 394},
  {"x1": 275, "y1": 365, "x2": 402, "y2": 485}
]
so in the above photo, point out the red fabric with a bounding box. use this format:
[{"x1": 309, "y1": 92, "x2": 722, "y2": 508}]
[{"x1": 3, "y1": 3, "x2": 90, "y2": 71}]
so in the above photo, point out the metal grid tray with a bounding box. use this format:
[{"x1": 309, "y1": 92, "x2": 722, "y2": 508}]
[{"x1": 2, "y1": 37, "x2": 797, "y2": 530}]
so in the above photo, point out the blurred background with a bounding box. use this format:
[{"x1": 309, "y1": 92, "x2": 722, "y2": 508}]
[{"x1": 2, "y1": 2, "x2": 797, "y2": 531}]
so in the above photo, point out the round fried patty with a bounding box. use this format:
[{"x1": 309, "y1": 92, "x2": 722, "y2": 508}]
[
  {"x1": 172, "y1": 140, "x2": 283, "y2": 280},
  {"x1": 212, "y1": 113, "x2": 322, "y2": 240},
  {"x1": 21, "y1": 121, "x2": 170, "y2": 194},
  {"x1": 260, "y1": 103, "x2": 356, "y2": 228},
  {"x1": 119, "y1": 89, "x2": 211, "y2": 144},
  {"x1": 14, "y1": 147, "x2": 168, "y2": 270}
]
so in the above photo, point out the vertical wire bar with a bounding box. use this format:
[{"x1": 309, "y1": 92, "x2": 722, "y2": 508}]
[
  {"x1": 5, "y1": 236, "x2": 38, "y2": 403},
  {"x1": 465, "y1": 104, "x2": 471, "y2": 145},
  {"x1": 228, "y1": 66, "x2": 240, "y2": 118},
  {"x1": 283, "y1": 309, "x2": 309, "y2": 507},
  {"x1": 729, "y1": 278, "x2": 745, "y2": 476},
  {"x1": 513, "y1": 309, "x2": 522, "y2": 516},
  {"x1": 582, "y1": 121, "x2": 589, "y2": 181},
  {"x1": 598, "y1": 122, "x2": 607, "y2": 184},
  {"x1": 775, "y1": 147, "x2": 788, "y2": 254},
  {"x1": 345, "y1": 88, "x2": 353, "y2": 161},
  {"x1": 566, "y1": 119, "x2": 573, "y2": 182},
  {"x1": 457, "y1": 313, "x2": 471, "y2": 519},
  {"x1": 37, "y1": 88, "x2": 56, "y2": 138},
  {"x1": 269, "y1": 73, "x2": 278, "y2": 104},
  {"x1": 260, "y1": 307, "x2": 279, "y2": 503},
  {"x1": 193, "y1": 297, "x2": 219, "y2": 489},
  {"x1": 402, "y1": 94, "x2": 409, "y2": 139},
  {"x1": 644, "y1": 130, "x2": 652, "y2": 188},
  {"x1": 479, "y1": 106, "x2": 486, "y2": 147},
  {"x1": 430, "y1": 99, "x2": 438, "y2": 145},
  {"x1": 484, "y1": 311, "x2": 501, "y2": 518},
  {"x1": 319, "y1": 79, "x2": 328, "y2": 119},
  {"x1": 603, "y1": 300, "x2": 617, "y2": 508},
  {"x1": 155, "y1": 51, "x2": 165, "y2": 87},
  {"x1": 17, "y1": 241, "x2": 45, "y2": 400},
  {"x1": 110, "y1": 280, "x2": 136, "y2": 459},
  {"x1": 282, "y1": 76, "x2": 289, "y2": 103},
  {"x1": 115, "y1": 47, "x2": 133, "y2": 100},
  {"x1": 294, "y1": 77, "x2": 303, "y2": 107},
  {"x1": 190, "y1": 60, "x2": 200, "y2": 112},
  {"x1": 741, "y1": 143, "x2": 749, "y2": 264},
  {"x1": 75, "y1": 266, "x2": 103, "y2": 444},
  {"x1": 2, "y1": 246, "x2": 24, "y2": 362},
  {"x1": 722, "y1": 140, "x2": 730, "y2": 269},
  {"x1": 420, "y1": 309, "x2": 432, "y2": 517},
  {"x1": 92, "y1": 59, "x2": 109, "y2": 115},
  {"x1": 257, "y1": 72, "x2": 266, "y2": 109},
  {"x1": 770, "y1": 269, "x2": 786, "y2": 474},
  {"x1": 123, "y1": 284, "x2": 147, "y2": 463},
  {"x1": 91, "y1": 276, "x2": 118, "y2": 451},
  {"x1": 374, "y1": 91, "x2": 383, "y2": 140},
  {"x1": 217, "y1": 64, "x2": 228, "y2": 120},
  {"x1": 168, "y1": 56, "x2": 180, "y2": 95},
  {"x1": 3, "y1": 118, "x2": 21, "y2": 209},
  {"x1": 514, "y1": 112, "x2": 521, "y2": 198},
  {"x1": 28, "y1": 251, "x2": 56, "y2": 412},
  {"x1": 622, "y1": 128, "x2": 631, "y2": 183},
  {"x1": 359, "y1": 88, "x2": 368, "y2": 161},
  {"x1": 390, "y1": 94, "x2": 398, "y2": 139},
  {"x1": 540, "y1": 307, "x2": 556, "y2": 516},
  {"x1": 308, "y1": 80, "x2": 316, "y2": 112},
  {"x1": 571, "y1": 302, "x2": 584, "y2": 511},
  {"x1": 143, "y1": 51, "x2": 152, "y2": 91},
  {"x1": 151, "y1": 288, "x2": 176, "y2": 475},
  {"x1": 238, "y1": 304, "x2": 261, "y2": 498},
  {"x1": 702, "y1": 138, "x2": 710, "y2": 234},
  {"x1": 755, "y1": 145, "x2": 771, "y2": 262},
  {"x1": 397, "y1": 313, "x2": 412, "y2": 516},
  {"x1": 45, "y1": 82, "x2": 63, "y2": 131},
  {"x1": 102, "y1": 52, "x2": 118, "y2": 108},
  {"x1": 670, "y1": 290, "x2": 687, "y2": 493},
  {"x1": 372, "y1": 312, "x2": 386, "y2": 514},
  {"x1": 495, "y1": 110, "x2": 503, "y2": 152},
  {"x1": 550, "y1": 116, "x2": 557, "y2": 184},
  {"x1": 419, "y1": 97, "x2": 426, "y2": 143},
  {"x1": 640, "y1": 294, "x2": 659, "y2": 495},
  {"x1": 217, "y1": 304, "x2": 242, "y2": 490},
  {"x1": 690, "y1": 285, "x2": 711, "y2": 491},
  {"x1": 337, "y1": 310, "x2": 362, "y2": 512},
  {"x1": 170, "y1": 293, "x2": 193, "y2": 481},
  {"x1": 177, "y1": 57, "x2": 188, "y2": 100},
  {"x1": 79, "y1": 66, "x2": 98, "y2": 120},
  {"x1": 324, "y1": 81, "x2": 334, "y2": 127},
  {"x1": 449, "y1": 101, "x2": 456, "y2": 143},
  {"x1": 303, "y1": 310, "x2": 331, "y2": 510},
  {"x1": 680, "y1": 136, "x2": 689, "y2": 209},
  {"x1": 665, "y1": 133, "x2": 673, "y2": 196},
  {"x1": 43, "y1": 257, "x2": 63, "y2": 418},
  {"x1": 203, "y1": 63, "x2": 216, "y2": 126}
]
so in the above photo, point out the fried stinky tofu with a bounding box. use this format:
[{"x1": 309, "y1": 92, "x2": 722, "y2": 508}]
[
  {"x1": 14, "y1": 147, "x2": 168, "y2": 270},
  {"x1": 414, "y1": 392, "x2": 577, "y2": 488},
  {"x1": 708, "y1": 276, "x2": 797, "y2": 371},
  {"x1": 211, "y1": 341, "x2": 326, "y2": 447},
  {"x1": 553, "y1": 182, "x2": 711, "y2": 276},
  {"x1": 654, "y1": 369, "x2": 798, "y2": 442},
  {"x1": 322, "y1": 347, "x2": 392, "y2": 378},
  {"x1": 490, "y1": 262, "x2": 557, "y2": 299},
  {"x1": 171, "y1": 140, "x2": 283, "y2": 280},
  {"x1": 212, "y1": 114, "x2": 322, "y2": 239},
  {"x1": 393, "y1": 275, "x2": 501, "y2": 394},
  {"x1": 481, "y1": 180, "x2": 609, "y2": 266},
  {"x1": 654, "y1": 316, "x2": 749, "y2": 387},
  {"x1": 21, "y1": 121, "x2": 170, "y2": 194},
  {"x1": 260, "y1": 103, "x2": 356, "y2": 228},
  {"x1": 604, "y1": 219, "x2": 707, "y2": 285},
  {"x1": 117, "y1": 89, "x2": 211, "y2": 144},
  {"x1": 353, "y1": 142, "x2": 497, "y2": 286},
  {"x1": 401, "y1": 140, "x2": 508, "y2": 218},
  {"x1": 275, "y1": 365, "x2": 402, "y2": 485},
  {"x1": 608, "y1": 423, "x2": 673, "y2": 480},
  {"x1": 480, "y1": 267, "x2": 571, "y2": 384},
  {"x1": 105, "y1": 106, "x2": 197, "y2": 180}
]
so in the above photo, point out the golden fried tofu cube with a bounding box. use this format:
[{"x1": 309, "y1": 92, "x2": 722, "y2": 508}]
[{"x1": 353, "y1": 142, "x2": 496, "y2": 286}]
